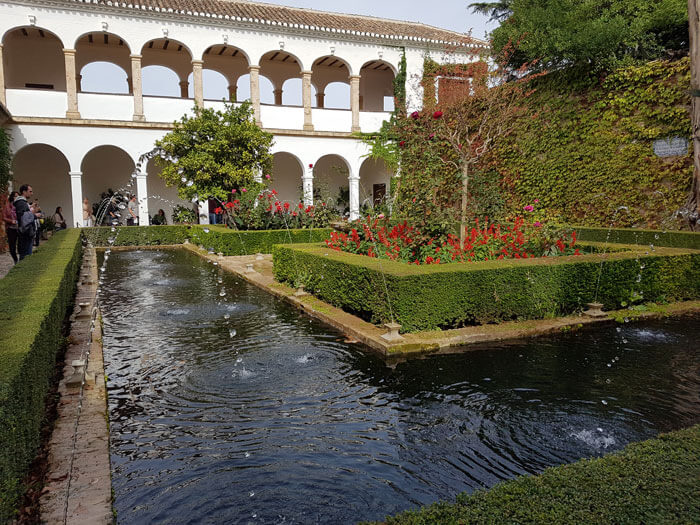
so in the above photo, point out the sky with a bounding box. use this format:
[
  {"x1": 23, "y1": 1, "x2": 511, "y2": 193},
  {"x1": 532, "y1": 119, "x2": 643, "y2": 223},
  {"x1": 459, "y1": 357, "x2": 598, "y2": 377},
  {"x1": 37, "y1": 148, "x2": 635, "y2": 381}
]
[{"x1": 82, "y1": 1, "x2": 498, "y2": 104}]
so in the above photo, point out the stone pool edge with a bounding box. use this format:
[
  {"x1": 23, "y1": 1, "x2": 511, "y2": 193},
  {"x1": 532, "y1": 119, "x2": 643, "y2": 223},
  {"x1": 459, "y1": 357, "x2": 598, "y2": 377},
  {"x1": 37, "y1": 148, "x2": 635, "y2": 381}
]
[
  {"x1": 40, "y1": 247, "x2": 113, "y2": 524},
  {"x1": 172, "y1": 245, "x2": 700, "y2": 359}
]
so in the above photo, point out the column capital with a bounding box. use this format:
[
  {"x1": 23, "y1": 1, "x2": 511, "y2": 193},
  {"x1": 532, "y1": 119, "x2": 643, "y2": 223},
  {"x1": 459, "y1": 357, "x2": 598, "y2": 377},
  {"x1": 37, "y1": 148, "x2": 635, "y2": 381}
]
[
  {"x1": 62, "y1": 48, "x2": 77, "y2": 56},
  {"x1": 349, "y1": 75, "x2": 361, "y2": 81},
  {"x1": 130, "y1": 54, "x2": 143, "y2": 60},
  {"x1": 69, "y1": 171, "x2": 82, "y2": 177},
  {"x1": 301, "y1": 70, "x2": 313, "y2": 77},
  {"x1": 191, "y1": 59, "x2": 204, "y2": 67},
  {"x1": 248, "y1": 65, "x2": 261, "y2": 72}
]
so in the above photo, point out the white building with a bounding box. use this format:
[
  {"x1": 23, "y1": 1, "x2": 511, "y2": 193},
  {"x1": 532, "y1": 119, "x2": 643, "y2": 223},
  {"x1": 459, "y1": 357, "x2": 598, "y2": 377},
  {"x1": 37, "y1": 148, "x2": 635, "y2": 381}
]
[{"x1": 0, "y1": 0, "x2": 481, "y2": 226}]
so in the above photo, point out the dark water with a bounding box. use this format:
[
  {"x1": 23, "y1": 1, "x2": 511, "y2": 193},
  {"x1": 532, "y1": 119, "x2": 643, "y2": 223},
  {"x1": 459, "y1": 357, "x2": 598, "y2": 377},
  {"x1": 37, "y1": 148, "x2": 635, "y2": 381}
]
[{"x1": 100, "y1": 249, "x2": 700, "y2": 525}]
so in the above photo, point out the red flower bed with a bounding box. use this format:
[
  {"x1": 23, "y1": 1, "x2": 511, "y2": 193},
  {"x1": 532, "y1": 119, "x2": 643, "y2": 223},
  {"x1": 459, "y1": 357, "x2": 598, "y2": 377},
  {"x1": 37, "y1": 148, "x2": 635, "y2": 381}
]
[{"x1": 325, "y1": 216, "x2": 581, "y2": 265}]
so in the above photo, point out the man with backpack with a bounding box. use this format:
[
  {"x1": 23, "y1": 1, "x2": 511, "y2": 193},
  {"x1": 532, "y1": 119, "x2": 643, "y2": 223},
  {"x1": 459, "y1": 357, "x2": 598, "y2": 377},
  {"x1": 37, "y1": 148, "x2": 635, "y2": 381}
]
[{"x1": 14, "y1": 184, "x2": 38, "y2": 260}]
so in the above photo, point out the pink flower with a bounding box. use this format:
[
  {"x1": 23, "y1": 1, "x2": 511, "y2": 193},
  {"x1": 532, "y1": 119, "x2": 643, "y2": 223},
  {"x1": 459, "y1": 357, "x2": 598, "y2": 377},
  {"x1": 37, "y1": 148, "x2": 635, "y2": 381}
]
[
  {"x1": 524, "y1": 205, "x2": 534, "y2": 212},
  {"x1": 241, "y1": 188, "x2": 247, "y2": 193},
  {"x1": 265, "y1": 174, "x2": 271, "y2": 180},
  {"x1": 534, "y1": 199, "x2": 539, "y2": 203},
  {"x1": 232, "y1": 189, "x2": 237, "y2": 193},
  {"x1": 429, "y1": 133, "x2": 435, "y2": 139},
  {"x1": 433, "y1": 110, "x2": 443, "y2": 119},
  {"x1": 534, "y1": 221, "x2": 542, "y2": 227},
  {"x1": 378, "y1": 214, "x2": 385, "y2": 219}
]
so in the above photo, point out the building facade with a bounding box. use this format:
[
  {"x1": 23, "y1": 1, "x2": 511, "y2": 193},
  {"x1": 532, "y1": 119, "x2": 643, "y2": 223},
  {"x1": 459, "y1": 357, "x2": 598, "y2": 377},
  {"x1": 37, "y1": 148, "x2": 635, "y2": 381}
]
[{"x1": 0, "y1": 0, "x2": 479, "y2": 226}]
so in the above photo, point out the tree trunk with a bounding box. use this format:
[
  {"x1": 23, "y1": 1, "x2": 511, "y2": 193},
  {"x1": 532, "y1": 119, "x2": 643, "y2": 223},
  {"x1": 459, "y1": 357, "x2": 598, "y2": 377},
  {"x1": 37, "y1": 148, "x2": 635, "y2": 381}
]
[
  {"x1": 460, "y1": 163, "x2": 469, "y2": 246},
  {"x1": 688, "y1": 0, "x2": 700, "y2": 230}
]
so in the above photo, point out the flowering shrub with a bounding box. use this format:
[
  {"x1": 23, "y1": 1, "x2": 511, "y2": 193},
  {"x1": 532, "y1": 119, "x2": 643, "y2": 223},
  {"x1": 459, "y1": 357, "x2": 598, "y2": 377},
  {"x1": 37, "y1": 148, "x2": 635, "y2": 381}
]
[
  {"x1": 325, "y1": 215, "x2": 581, "y2": 265},
  {"x1": 224, "y1": 188, "x2": 340, "y2": 230}
]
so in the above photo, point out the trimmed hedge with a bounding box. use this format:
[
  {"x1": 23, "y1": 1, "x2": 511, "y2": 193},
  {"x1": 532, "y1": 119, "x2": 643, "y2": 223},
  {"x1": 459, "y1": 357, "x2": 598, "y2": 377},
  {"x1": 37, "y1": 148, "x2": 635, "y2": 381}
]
[
  {"x1": 0, "y1": 229, "x2": 82, "y2": 522},
  {"x1": 86, "y1": 225, "x2": 332, "y2": 255},
  {"x1": 370, "y1": 424, "x2": 700, "y2": 524},
  {"x1": 272, "y1": 243, "x2": 700, "y2": 332},
  {"x1": 574, "y1": 226, "x2": 700, "y2": 250}
]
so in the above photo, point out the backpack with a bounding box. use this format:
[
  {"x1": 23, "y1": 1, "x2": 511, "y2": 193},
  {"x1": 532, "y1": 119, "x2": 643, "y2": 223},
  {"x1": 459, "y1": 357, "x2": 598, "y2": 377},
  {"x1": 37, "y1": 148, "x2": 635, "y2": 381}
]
[{"x1": 19, "y1": 209, "x2": 37, "y2": 237}]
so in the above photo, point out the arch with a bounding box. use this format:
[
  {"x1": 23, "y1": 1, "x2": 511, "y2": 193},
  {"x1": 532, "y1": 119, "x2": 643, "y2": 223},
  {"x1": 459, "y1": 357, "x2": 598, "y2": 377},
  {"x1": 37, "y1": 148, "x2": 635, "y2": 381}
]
[
  {"x1": 141, "y1": 38, "x2": 193, "y2": 98},
  {"x1": 323, "y1": 82, "x2": 351, "y2": 110},
  {"x1": 144, "y1": 156, "x2": 192, "y2": 225},
  {"x1": 74, "y1": 31, "x2": 131, "y2": 84},
  {"x1": 142, "y1": 65, "x2": 181, "y2": 97},
  {"x1": 313, "y1": 154, "x2": 351, "y2": 212},
  {"x1": 202, "y1": 43, "x2": 250, "y2": 69},
  {"x1": 360, "y1": 60, "x2": 397, "y2": 112},
  {"x1": 2, "y1": 26, "x2": 66, "y2": 91},
  {"x1": 359, "y1": 158, "x2": 392, "y2": 209},
  {"x1": 259, "y1": 50, "x2": 303, "y2": 105},
  {"x1": 80, "y1": 61, "x2": 129, "y2": 94},
  {"x1": 271, "y1": 152, "x2": 304, "y2": 203},
  {"x1": 312, "y1": 55, "x2": 353, "y2": 77},
  {"x1": 187, "y1": 68, "x2": 229, "y2": 100},
  {"x1": 12, "y1": 143, "x2": 74, "y2": 226},
  {"x1": 80, "y1": 145, "x2": 136, "y2": 225}
]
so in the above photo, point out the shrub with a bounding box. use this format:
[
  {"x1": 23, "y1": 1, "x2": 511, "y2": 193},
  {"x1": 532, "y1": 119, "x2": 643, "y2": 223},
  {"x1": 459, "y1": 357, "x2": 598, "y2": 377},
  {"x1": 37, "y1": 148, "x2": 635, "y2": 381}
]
[
  {"x1": 273, "y1": 243, "x2": 700, "y2": 332},
  {"x1": 0, "y1": 230, "x2": 82, "y2": 521}
]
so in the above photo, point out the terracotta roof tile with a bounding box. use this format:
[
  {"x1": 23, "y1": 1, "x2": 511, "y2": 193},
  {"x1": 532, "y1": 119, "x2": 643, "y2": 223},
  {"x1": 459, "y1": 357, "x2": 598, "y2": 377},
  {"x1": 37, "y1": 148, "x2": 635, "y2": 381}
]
[{"x1": 63, "y1": 0, "x2": 484, "y2": 46}]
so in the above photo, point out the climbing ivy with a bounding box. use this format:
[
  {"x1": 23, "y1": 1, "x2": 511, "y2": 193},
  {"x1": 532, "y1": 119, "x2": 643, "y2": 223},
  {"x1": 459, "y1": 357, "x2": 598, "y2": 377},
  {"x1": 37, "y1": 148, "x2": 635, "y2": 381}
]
[
  {"x1": 393, "y1": 49, "x2": 407, "y2": 112},
  {"x1": 0, "y1": 128, "x2": 10, "y2": 193}
]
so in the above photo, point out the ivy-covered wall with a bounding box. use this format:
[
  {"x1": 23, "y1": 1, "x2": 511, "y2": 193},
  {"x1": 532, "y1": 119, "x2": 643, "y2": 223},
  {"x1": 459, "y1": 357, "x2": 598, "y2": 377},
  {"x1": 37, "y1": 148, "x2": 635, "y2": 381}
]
[
  {"x1": 494, "y1": 58, "x2": 692, "y2": 229},
  {"x1": 0, "y1": 128, "x2": 11, "y2": 253}
]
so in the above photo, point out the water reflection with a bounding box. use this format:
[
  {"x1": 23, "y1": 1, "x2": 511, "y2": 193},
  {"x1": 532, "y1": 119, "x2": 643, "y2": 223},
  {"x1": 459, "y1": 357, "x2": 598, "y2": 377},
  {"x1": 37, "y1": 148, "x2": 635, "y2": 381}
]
[{"x1": 99, "y1": 249, "x2": 700, "y2": 524}]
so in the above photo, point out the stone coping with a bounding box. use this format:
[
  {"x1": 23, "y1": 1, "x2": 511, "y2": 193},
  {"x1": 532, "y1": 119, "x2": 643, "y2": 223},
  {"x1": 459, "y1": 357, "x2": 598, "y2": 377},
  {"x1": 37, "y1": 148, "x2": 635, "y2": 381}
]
[{"x1": 40, "y1": 247, "x2": 112, "y2": 524}]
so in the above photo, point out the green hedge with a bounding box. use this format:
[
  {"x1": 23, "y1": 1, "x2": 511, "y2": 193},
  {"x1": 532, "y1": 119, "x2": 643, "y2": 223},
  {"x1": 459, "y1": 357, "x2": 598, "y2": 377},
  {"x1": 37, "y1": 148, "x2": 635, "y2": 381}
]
[
  {"x1": 0, "y1": 229, "x2": 82, "y2": 522},
  {"x1": 370, "y1": 424, "x2": 700, "y2": 524},
  {"x1": 273, "y1": 243, "x2": 700, "y2": 332},
  {"x1": 573, "y1": 226, "x2": 700, "y2": 250},
  {"x1": 86, "y1": 225, "x2": 332, "y2": 255}
]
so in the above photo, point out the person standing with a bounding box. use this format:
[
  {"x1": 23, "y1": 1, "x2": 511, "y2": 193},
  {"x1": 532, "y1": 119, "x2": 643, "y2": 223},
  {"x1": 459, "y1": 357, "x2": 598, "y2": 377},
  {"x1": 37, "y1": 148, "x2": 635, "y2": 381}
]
[
  {"x1": 2, "y1": 191, "x2": 19, "y2": 264},
  {"x1": 83, "y1": 197, "x2": 95, "y2": 227},
  {"x1": 14, "y1": 184, "x2": 37, "y2": 260},
  {"x1": 127, "y1": 195, "x2": 138, "y2": 226},
  {"x1": 53, "y1": 206, "x2": 67, "y2": 230},
  {"x1": 32, "y1": 201, "x2": 44, "y2": 246}
]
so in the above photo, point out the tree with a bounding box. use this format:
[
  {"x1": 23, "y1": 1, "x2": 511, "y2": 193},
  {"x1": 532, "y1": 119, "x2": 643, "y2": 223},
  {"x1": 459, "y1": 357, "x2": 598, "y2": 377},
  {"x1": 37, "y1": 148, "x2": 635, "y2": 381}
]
[
  {"x1": 689, "y1": 0, "x2": 700, "y2": 230},
  {"x1": 468, "y1": 0, "x2": 513, "y2": 22},
  {"x1": 491, "y1": 0, "x2": 688, "y2": 73},
  {"x1": 155, "y1": 101, "x2": 273, "y2": 209}
]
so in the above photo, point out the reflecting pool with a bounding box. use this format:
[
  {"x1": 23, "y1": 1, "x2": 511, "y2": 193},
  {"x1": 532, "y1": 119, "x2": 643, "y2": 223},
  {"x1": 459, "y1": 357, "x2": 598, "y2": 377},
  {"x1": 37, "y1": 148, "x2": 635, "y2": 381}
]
[{"x1": 99, "y1": 249, "x2": 700, "y2": 524}]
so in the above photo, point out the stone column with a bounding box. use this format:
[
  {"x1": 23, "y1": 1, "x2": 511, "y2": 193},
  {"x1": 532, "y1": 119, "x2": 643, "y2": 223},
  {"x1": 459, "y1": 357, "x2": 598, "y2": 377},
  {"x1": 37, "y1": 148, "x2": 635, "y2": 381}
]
[
  {"x1": 63, "y1": 49, "x2": 81, "y2": 119},
  {"x1": 135, "y1": 172, "x2": 149, "y2": 225},
  {"x1": 69, "y1": 171, "x2": 83, "y2": 228},
  {"x1": 273, "y1": 88, "x2": 283, "y2": 106},
  {"x1": 350, "y1": 75, "x2": 361, "y2": 132},
  {"x1": 192, "y1": 60, "x2": 204, "y2": 107},
  {"x1": 302, "y1": 70, "x2": 314, "y2": 131},
  {"x1": 228, "y1": 84, "x2": 237, "y2": 102},
  {"x1": 0, "y1": 44, "x2": 6, "y2": 107},
  {"x1": 302, "y1": 165, "x2": 314, "y2": 206},
  {"x1": 249, "y1": 65, "x2": 261, "y2": 124},
  {"x1": 179, "y1": 80, "x2": 189, "y2": 99},
  {"x1": 130, "y1": 54, "x2": 145, "y2": 121},
  {"x1": 198, "y1": 200, "x2": 210, "y2": 225},
  {"x1": 349, "y1": 174, "x2": 360, "y2": 221},
  {"x1": 315, "y1": 92, "x2": 325, "y2": 108}
]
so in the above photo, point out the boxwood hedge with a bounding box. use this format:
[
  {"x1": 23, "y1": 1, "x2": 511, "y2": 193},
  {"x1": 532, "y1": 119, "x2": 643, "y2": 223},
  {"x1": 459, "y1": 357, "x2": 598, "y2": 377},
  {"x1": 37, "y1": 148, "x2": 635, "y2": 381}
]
[
  {"x1": 370, "y1": 424, "x2": 700, "y2": 524},
  {"x1": 86, "y1": 225, "x2": 331, "y2": 255},
  {"x1": 0, "y1": 229, "x2": 82, "y2": 522},
  {"x1": 272, "y1": 243, "x2": 700, "y2": 332},
  {"x1": 573, "y1": 226, "x2": 700, "y2": 250}
]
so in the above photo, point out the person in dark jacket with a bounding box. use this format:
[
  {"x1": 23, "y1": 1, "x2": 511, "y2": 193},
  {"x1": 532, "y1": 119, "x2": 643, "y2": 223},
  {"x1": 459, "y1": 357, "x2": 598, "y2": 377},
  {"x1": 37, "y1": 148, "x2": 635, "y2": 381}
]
[{"x1": 14, "y1": 184, "x2": 36, "y2": 260}]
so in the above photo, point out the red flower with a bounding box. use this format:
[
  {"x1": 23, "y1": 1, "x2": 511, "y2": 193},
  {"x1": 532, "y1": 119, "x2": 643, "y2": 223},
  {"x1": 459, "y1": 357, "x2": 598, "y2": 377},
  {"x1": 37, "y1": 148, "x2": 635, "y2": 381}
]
[
  {"x1": 308, "y1": 163, "x2": 314, "y2": 168},
  {"x1": 214, "y1": 207, "x2": 223, "y2": 214},
  {"x1": 433, "y1": 110, "x2": 443, "y2": 119},
  {"x1": 284, "y1": 202, "x2": 290, "y2": 210},
  {"x1": 225, "y1": 201, "x2": 234, "y2": 209},
  {"x1": 298, "y1": 202, "x2": 304, "y2": 209},
  {"x1": 411, "y1": 111, "x2": 420, "y2": 119},
  {"x1": 399, "y1": 140, "x2": 406, "y2": 148}
]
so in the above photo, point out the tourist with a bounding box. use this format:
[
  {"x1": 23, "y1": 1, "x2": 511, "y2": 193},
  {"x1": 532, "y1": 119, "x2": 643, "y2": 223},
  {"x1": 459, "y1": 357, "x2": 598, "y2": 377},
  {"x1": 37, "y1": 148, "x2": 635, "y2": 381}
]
[
  {"x1": 14, "y1": 184, "x2": 37, "y2": 260},
  {"x1": 83, "y1": 197, "x2": 95, "y2": 227},
  {"x1": 31, "y1": 201, "x2": 43, "y2": 247},
  {"x1": 208, "y1": 198, "x2": 218, "y2": 225},
  {"x1": 152, "y1": 208, "x2": 167, "y2": 225},
  {"x1": 127, "y1": 195, "x2": 138, "y2": 226},
  {"x1": 2, "y1": 191, "x2": 19, "y2": 264},
  {"x1": 53, "y1": 206, "x2": 67, "y2": 230}
]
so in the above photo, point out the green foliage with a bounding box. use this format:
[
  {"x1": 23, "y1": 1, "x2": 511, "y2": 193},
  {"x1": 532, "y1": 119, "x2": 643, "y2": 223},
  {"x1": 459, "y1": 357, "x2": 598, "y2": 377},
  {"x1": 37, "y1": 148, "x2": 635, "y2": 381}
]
[
  {"x1": 172, "y1": 205, "x2": 198, "y2": 224},
  {"x1": 491, "y1": 0, "x2": 688, "y2": 73},
  {"x1": 0, "y1": 230, "x2": 82, "y2": 522},
  {"x1": 393, "y1": 49, "x2": 407, "y2": 111},
  {"x1": 86, "y1": 225, "x2": 332, "y2": 255},
  {"x1": 369, "y1": 424, "x2": 700, "y2": 524},
  {"x1": 497, "y1": 58, "x2": 692, "y2": 229},
  {"x1": 574, "y1": 225, "x2": 700, "y2": 249},
  {"x1": 273, "y1": 241, "x2": 700, "y2": 332},
  {"x1": 155, "y1": 101, "x2": 274, "y2": 204},
  {"x1": 0, "y1": 128, "x2": 10, "y2": 193}
]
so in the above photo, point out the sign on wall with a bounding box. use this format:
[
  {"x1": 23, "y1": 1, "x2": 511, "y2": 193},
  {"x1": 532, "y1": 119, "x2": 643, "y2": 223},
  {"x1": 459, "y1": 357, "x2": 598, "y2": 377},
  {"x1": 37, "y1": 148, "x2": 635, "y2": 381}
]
[{"x1": 653, "y1": 137, "x2": 689, "y2": 158}]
